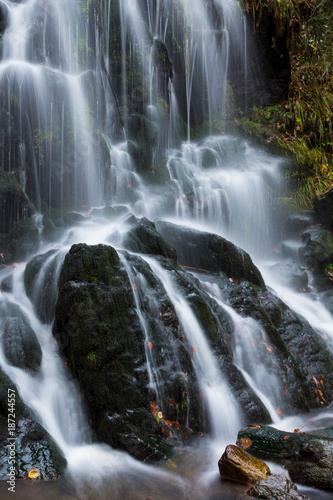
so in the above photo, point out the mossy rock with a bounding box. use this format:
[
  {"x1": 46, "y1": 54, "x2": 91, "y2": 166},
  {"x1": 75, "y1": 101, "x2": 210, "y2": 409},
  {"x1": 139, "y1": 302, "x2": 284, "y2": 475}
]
[{"x1": 237, "y1": 425, "x2": 333, "y2": 490}]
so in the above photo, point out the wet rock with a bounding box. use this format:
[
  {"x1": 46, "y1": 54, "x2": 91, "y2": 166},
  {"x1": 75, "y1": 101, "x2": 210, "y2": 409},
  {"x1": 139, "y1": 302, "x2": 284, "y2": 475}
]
[
  {"x1": 215, "y1": 273, "x2": 333, "y2": 412},
  {"x1": 127, "y1": 113, "x2": 160, "y2": 172},
  {"x1": 299, "y1": 226, "x2": 333, "y2": 267},
  {"x1": 219, "y1": 444, "x2": 270, "y2": 484},
  {"x1": 314, "y1": 187, "x2": 333, "y2": 230},
  {"x1": 155, "y1": 221, "x2": 265, "y2": 287},
  {"x1": 284, "y1": 213, "x2": 314, "y2": 238},
  {"x1": 123, "y1": 215, "x2": 177, "y2": 262},
  {"x1": 237, "y1": 425, "x2": 333, "y2": 490},
  {"x1": 269, "y1": 261, "x2": 308, "y2": 291},
  {"x1": 0, "y1": 368, "x2": 67, "y2": 480},
  {"x1": 246, "y1": 474, "x2": 310, "y2": 499},
  {"x1": 6, "y1": 217, "x2": 40, "y2": 261},
  {"x1": 53, "y1": 243, "x2": 202, "y2": 460},
  {"x1": 24, "y1": 249, "x2": 64, "y2": 324},
  {"x1": 0, "y1": 302, "x2": 42, "y2": 371},
  {"x1": 0, "y1": 170, "x2": 30, "y2": 236},
  {"x1": 63, "y1": 212, "x2": 86, "y2": 226},
  {"x1": 0, "y1": 268, "x2": 13, "y2": 293}
]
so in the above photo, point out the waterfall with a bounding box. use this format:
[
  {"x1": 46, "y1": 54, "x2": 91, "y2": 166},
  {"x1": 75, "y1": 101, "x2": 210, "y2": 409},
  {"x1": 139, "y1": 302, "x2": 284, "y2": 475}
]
[{"x1": 0, "y1": 1, "x2": 332, "y2": 499}]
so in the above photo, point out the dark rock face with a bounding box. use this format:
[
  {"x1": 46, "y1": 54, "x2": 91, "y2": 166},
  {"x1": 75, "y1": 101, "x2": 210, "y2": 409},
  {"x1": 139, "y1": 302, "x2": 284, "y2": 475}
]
[
  {"x1": 269, "y1": 261, "x2": 308, "y2": 292},
  {"x1": 53, "y1": 243, "x2": 189, "y2": 460},
  {"x1": 237, "y1": 425, "x2": 333, "y2": 490},
  {"x1": 219, "y1": 444, "x2": 270, "y2": 484},
  {"x1": 127, "y1": 113, "x2": 160, "y2": 173},
  {"x1": 0, "y1": 368, "x2": 67, "y2": 480},
  {"x1": 0, "y1": 171, "x2": 30, "y2": 237},
  {"x1": 299, "y1": 226, "x2": 333, "y2": 268},
  {"x1": 155, "y1": 221, "x2": 265, "y2": 287},
  {"x1": 24, "y1": 249, "x2": 64, "y2": 324},
  {"x1": 122, "y1": 215, "x2": 177, "y2": 261},
  {"x1": 314, "y1": 188, "x2": 333, "y2": 230},
  {"x1": 246, "y1": 474, "x2": 310, "y2": 500},
  {"x1": 0, "y1": 302, "x2": 42, "y2": 371}
]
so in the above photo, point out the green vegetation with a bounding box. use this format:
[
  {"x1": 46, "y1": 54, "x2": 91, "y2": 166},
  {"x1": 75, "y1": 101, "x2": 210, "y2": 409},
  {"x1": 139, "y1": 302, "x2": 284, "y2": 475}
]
[{"x1": 239, "y1": 0, "x2": 333, "y2": 210}]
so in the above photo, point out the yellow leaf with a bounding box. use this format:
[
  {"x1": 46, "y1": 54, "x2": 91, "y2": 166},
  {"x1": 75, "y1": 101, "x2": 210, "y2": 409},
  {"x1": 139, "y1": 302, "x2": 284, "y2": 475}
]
[{"x1": 28, "y1": 468, "x2": 41, "y2": 479}]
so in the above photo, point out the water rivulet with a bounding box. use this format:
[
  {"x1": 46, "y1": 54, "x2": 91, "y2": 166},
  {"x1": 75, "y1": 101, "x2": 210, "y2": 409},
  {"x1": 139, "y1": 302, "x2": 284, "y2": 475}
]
[{"x1": 0, "y1": 1, "x2": 332, "y2": 499}]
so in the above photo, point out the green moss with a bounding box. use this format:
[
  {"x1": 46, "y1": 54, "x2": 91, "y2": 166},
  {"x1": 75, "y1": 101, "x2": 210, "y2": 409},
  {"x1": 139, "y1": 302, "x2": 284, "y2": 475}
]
[
  {"x1": 325, "y1": 263, "x2": 333, "y2": 278},
  {"x1": 87, "y1": 351, "x2": 98, "y2": 370},
  {"x1": 187, "y1": 294, "x2": 220, "y2": 345}
]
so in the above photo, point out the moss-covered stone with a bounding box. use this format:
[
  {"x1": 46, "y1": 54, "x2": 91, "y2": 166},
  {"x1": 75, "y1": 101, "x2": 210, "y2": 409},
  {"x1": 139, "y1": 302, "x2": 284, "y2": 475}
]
[
  {"x1": 237, "y1": 425, "x2": 333, "y2": 490},
  {"x1": 219, "y1": 444, "x2": 270, "y2": 484}
]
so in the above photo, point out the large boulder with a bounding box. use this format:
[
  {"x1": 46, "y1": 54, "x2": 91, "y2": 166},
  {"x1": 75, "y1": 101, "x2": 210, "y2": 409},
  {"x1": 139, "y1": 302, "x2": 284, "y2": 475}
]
[
  {"x1": 155, "y1": 221, "x2": 265, "y2": 287},
  {"x1": 0, "y1": 302, "x2": 42, "y2": 372},
  {"x1": 52, "y1": 243, "x2": 202, "y2": 460},
  {"x1": 219, "y1": 444, "x2": 270, "y2": 484},
  {"x1": 237, "y1": 425, "x2": 333, "y2": 490}
]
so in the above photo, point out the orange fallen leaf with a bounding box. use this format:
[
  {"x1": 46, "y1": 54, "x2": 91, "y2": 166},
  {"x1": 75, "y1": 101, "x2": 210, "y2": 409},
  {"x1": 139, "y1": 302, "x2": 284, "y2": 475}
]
[
  {"x1": 283, "y1": 435, "x2": 290, "y2": 440},
  {"x1": 148, "y1": 341, "x2": 153, "y2": 351},
  {"x1": 172, "y1": 421, "x2": 180, "y2": 431},
  {"x1": 169, "y1": 431, "x2": 173, "y2": 439},
  {"x1": 191, "y1": 345, "x2": 196, "y2": 354},
  {"x1": 164, "y1": 419, "x2": 171, "y2": 427},
  {"x1": 184, "y1": 431, "x2": 189, "y2": 440},
  {"x1": 240, "y1": 436, "x2": 252, "y2": 450},
  {"x1": 284, "y1": 386, "x2": 288, "y2": 393},
  {"x1": 285, "y1": 365, "x2": 291, "y2": 371},
  {"x1": 150, "y1": 401, "x2": 158, "y2": 416},
  {"x1": 132, "y1": 283, "x2": 138, "y2": 291},
  {"x1": 277, "y1": 407, "x2": 282, "y2": 416},
  {"x1": 293, "y1": 428, "x2": 302, "y2": 434},
  {"x1": 249, "y1": 425, "x2": 261, "y2": 429}
]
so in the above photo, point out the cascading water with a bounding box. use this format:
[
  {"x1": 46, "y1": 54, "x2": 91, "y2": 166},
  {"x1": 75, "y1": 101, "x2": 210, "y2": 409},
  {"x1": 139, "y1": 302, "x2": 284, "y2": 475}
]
[{"x1": 0, "y1": 1, "x2": 333, "y2": 499}]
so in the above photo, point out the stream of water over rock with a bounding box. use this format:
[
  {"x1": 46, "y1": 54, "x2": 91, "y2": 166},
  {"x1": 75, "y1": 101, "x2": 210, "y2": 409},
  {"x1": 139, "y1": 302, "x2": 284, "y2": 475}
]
[{"x1": 0, "y1": 1, "x2": 332, "y2": 499}]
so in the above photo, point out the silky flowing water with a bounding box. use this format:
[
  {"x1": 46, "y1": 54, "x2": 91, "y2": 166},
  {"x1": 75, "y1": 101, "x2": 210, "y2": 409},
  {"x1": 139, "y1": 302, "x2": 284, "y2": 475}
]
[{"x1": 0, "y1": 0, "x2": 332, "y2": 499}]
